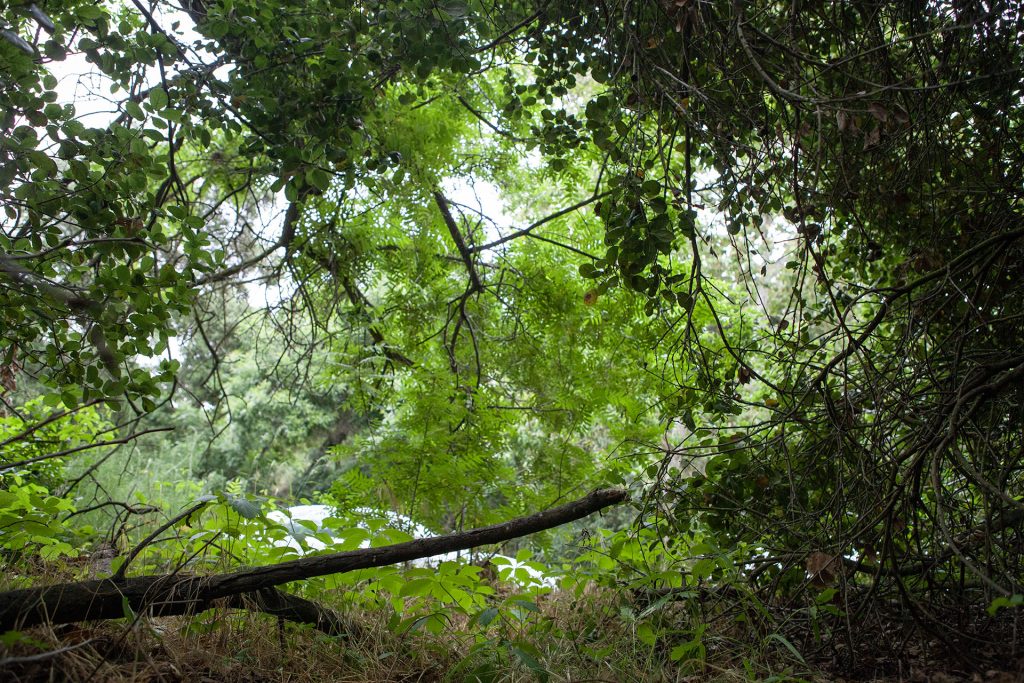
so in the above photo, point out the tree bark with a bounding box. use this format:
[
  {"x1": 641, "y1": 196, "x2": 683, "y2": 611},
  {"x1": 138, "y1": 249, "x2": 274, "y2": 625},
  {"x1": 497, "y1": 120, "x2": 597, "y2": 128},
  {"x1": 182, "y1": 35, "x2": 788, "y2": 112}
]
[{"x1": 0, "y1": 488, "x2": 627, "y2": 632}]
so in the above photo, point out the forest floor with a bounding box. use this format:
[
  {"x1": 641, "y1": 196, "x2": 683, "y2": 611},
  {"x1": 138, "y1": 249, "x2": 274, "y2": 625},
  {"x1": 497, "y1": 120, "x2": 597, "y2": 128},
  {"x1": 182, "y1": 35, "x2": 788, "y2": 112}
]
[{"x1": 1, "y1": 589, "x2": 1020, "y2": 682}]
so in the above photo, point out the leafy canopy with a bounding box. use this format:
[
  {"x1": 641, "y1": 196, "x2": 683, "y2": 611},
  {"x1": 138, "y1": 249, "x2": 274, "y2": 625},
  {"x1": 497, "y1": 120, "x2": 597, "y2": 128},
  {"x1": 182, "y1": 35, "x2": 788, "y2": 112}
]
[{"x1": 2, "y1": 0, "x2": 1023, "y2": 646}]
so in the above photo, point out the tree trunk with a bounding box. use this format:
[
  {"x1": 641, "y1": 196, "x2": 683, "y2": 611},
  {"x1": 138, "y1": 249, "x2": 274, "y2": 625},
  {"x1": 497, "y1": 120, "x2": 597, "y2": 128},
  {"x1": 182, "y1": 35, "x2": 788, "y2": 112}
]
[{"x1": 0, "y1": 488, "x2": 626, "y2": 632}]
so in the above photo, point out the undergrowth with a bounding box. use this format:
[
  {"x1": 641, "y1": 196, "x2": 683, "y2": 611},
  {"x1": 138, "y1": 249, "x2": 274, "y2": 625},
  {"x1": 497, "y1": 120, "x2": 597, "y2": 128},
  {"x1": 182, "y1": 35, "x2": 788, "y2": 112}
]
[{"x1": 1, "y1": 587, "x2": 816, "y2": 683}]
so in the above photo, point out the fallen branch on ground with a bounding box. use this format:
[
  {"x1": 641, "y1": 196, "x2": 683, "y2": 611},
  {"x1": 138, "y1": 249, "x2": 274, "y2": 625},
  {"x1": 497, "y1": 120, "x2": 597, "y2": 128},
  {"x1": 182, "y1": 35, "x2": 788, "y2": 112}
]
[{"x1": 0, "y1": 488, "x2": 627, "y2": 633}]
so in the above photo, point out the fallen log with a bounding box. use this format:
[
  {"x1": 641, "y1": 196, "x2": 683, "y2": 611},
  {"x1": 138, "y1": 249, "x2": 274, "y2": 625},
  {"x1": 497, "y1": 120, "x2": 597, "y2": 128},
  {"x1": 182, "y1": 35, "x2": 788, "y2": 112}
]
[{"x1": 0, "y1": 488, "x2": 627, "y2": 632}]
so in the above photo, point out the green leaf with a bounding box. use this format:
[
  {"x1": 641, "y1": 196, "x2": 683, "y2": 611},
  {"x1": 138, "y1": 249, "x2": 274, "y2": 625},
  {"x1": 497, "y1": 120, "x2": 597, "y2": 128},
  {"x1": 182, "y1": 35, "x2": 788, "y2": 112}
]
[
  {"x1": 765, "y1": 633, "x2": 806, "y2": 664},
  {"x1": 509, "y1": 641, "x2": 548, "y2": 681},
  {"x1": 308, "y1": 168, "x2": 331, "y2": 192},
  {"x1": 77, "y1": 6, "x2": 105, "y2": 20},
  {"x1": 125, "y1": 101, "x2": 145, "y2": 120},
  {"x1": 473, "y1": 606, "x2": 499, "y2": 627},
  {"x1": 226, "y1": 496, "x2": 262, "y2": 519},
  {"x1": 284, "y1": 179, "x2": 299, "y2": 202},
  {"x1": 438, "y1": 1, "x2": 469, "y2": 19},
  {"x1": 510, "y1": 598, "x2": 539, "y2": 613},
  {"x1": 121, "y1": 596, "x2": 136, "y2": 620},
  {"x1": 669, "y1": 625, "x2": 706, "y2": 663},
  {"x1": 148, "y1": 87, "x2": 168, "y2": 111},
  {"x1": 400, "y1": 578, "x2": 435, "y2": 597},
  {"x1": 987, "y1": 594, "x2": 1024, "y2": 616}
]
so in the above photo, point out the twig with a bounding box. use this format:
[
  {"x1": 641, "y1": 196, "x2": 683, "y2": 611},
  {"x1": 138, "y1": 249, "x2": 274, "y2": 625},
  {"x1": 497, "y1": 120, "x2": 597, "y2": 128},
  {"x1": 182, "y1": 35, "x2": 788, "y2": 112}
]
[
  {"x1": 113, "y1": 500, "x2": 211, "y2": 580},
  {"x1": 0, "y1": 427, "x2": 174, "y2": 473}
]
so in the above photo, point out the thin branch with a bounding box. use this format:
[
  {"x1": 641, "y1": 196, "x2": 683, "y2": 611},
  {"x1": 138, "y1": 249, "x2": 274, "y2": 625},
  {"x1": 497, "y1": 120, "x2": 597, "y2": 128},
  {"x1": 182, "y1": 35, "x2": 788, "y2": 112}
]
[
  {"x1": 113, "y1": 500, "x2": 211, "y2": 580},
  {"x1": 473, "y1": 7, "x2": 546, "y2": 53},
  {"x1": 195, "y1": 201, "x2": 300, "y2": 286},
  {"x1": 0, "y1": 400, "x2": 103, "y2": 450},
  {"x1": 0, "y1": 428, "x2": 174, "y2": 473},
  {"x1": 470, "y1": 191, "x2": 611, "y2": 253},
  {"x1": 733, "y1": 2, "x2": 810, "y2": 104},
  {"x1": 456, "y1": 95, "x2": 528, "y2": 142}
]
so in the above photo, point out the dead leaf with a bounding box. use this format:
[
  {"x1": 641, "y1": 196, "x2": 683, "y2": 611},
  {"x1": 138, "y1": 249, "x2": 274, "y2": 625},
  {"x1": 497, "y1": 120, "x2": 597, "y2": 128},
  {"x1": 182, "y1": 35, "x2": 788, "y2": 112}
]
[
  {"x1": 862, "y1": 126, "x2": 881, "y2": 150},
  {"x1": 806, "y1": 551, "x2": 841, "y2": 587},
  {"x1": 89, "y1": 542, "x2": 119, "y2": 579},
  {"x1": 868, "y1": 101, "x2": 889, "y2": 123},
  {"x1": 0, "y1": 365, "x2": 15, "y2": 393},
  {"x1": 836, "y1": 109, "x2": 853, "y2": 133},
  {"x1": 859, "y1": 544, "x2": 877, "y2": 564},
  {"x1": 0, "y1": 347, "x2": 18, "y2": 393}
]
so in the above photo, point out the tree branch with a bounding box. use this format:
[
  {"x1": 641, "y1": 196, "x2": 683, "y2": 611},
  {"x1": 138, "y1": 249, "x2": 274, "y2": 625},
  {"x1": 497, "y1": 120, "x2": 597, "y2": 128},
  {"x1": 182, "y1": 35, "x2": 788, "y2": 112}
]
[
  {"x1": 0, "y1": 488, "x2": 627, "y2": 632},
  {"x1": 194, "y1": 201, "x2": 300, "y2": 287},
  {"x1": 434, "y1": 191, "x2": 483, "y2": 293},
  {"x1": 470, "y1": 191, "x2": 610, "y2": 253}
]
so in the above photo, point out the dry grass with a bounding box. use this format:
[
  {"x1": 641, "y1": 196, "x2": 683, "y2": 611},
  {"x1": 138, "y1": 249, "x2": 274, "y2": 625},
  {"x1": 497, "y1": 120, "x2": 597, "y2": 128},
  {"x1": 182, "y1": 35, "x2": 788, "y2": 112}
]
[
  {"x1": 0, "y1": 586, "x2": 790, "y2": 683},
  {"x1": 9, "y1": 580, "x2": 1007, "y2": 682},
  {"x1": 3, "y1": 610, "x2": 453, "y2": 683}
]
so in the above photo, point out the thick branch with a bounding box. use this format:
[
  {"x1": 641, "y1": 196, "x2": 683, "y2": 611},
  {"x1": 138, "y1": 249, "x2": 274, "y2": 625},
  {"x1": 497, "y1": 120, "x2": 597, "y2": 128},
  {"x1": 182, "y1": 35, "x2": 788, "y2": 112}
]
[
  {"x1": 434, "y1": 191, "x2": 483, "y2": 292},
  {"x1": 222, "y1": 588, "x2": 357, "y2": 636},
  {"x1": 0, "y1": 488, "x2": 627, "y2": 632}
]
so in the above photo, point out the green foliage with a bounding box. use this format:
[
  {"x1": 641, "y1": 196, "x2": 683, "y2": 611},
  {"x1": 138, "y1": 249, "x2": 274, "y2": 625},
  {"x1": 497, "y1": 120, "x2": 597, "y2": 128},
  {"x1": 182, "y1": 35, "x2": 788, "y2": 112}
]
[
  {"x1": 0, "y1": 475, "x2": 76, "y2": 560},
  {"x1": 0, "y1": 400, "x2": 113, "y2": 561},
  {"x1": 0, "y1": 398, "x2": 111, "y2": 487},
  {"x1": 2, "y1": 0, "x2": 1023, "y2": 671},
  {"x1": 987, "y1": 594, "x2": 1024, "y2": 617}
]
